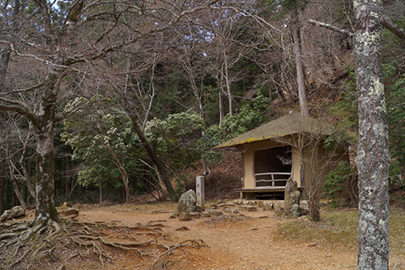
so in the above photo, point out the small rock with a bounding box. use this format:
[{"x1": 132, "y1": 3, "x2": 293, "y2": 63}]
[
  {"x1": 239, "y1": 205, "x2": 257, "y2": 212},
  {"x1": 258, "y1": 201, "x2": 273, "y2": 211},
  {"x1": 224, "y1": 208, "x2": 239, "y2": 214},
  {"x1": 207, "y1": 209, "x2": 223, "y2": 216},
  {"x1": 175, "y1": 226, "x2": 190, "y2": 231},
  {"x1": 234, "y1": 199, "x2": 243, "y2": 205},
  {"x1": 58, "y1": 207, "x2": 79, "y2": 217},
  {"x1": 179, "y1": 212, "x2": 192, "y2": 221},
  {"x1": 292, "y1": 204, "x2": 301, "y2": 217},
  {"x1": 200, "y1": 212, "x2": 211, "y2": 218},
  {"x1": 170, "y1": 213, "x2": 179, "y2": 219},
  {"x1": 189, "y1": 212, "x2": 201, "y2": 218},
  {"x1": 195, "y1": 205, "x2": 205, "y2": 212}
]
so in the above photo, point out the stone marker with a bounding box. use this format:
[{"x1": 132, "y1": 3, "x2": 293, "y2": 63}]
[
  {"x1": 284, "y1": 178, "x2": 303, "y2": 217},
  {"x1": 196, "y1": 176, "x2": 205, "y2": 209},
  {"x1": 284, "y1": 178, "x2": 301, "y2": 208},
  {"x1": 178, "y1": 189, "x2": 197, "y2": 214}
]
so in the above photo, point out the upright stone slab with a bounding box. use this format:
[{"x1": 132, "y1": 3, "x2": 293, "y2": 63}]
[
  {"x1": 284, "y1": 178, "x2": 300, "y2": 209},
  {"x1": 177, "y1": 189, "x2": 197, "y2": 215},
  {"x1": 196, "y1": 176, "x2": 205, "y2": 208}
]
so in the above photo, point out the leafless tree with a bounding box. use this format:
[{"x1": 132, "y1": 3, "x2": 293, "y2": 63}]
[{"x1": 0, "y1": 0, "x2": 222, "y2": 225}]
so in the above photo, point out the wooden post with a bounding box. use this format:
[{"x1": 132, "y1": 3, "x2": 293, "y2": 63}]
[{"x1": 196, "y1": 176, "x2": 205, "y2": 208}]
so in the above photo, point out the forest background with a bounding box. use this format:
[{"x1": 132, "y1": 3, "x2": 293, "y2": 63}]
[{"x1": 0, "y1": 0, "x2": 404, "y2": 213}]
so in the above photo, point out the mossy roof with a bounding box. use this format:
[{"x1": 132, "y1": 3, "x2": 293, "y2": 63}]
[{"x1": 214, "y1": 113, "x2": 331, "y2": 149}]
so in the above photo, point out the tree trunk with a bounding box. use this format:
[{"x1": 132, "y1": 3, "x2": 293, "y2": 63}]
[
  {"x1": 127, "y1": 112, "x2": 177, "y2": 201},
  {"x1": 0, "y1": 160, "x2": 5, "y2": 214},
  {"x1": 354, "y1": 1, "x2": 389, "y2": 269},
  {"x1": 292, "y1": 25, "x2": 309, "y2": 117},
  {"x1": 8, "y1": 174, "x2": 26, "y2": 209},
  {"x1": 34, "y1": 122, "x2": 60, "y2": 224},
  {"x1": 0, "y1": 41, "x2": 11, "y2": 88},
  {"x1": 32, "y1": 77, "x2": 61, "y2": 224},
  {"x1": 291, "y1": 3, "x2": 309, "y2": 117},
  {"x1": 218, "y1": 87, "x2": 225, "y2": 127},
  {"x1": 99, "y1": 185, "x2": 103, "y2": 204}
]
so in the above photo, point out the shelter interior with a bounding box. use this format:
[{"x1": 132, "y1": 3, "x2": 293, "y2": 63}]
[{"x1": 254, "y1": 146, "x2": 292, "y2": 188}]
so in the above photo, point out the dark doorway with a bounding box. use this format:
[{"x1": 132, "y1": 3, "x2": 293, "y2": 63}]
[{"x1": 254, "y1": 146, "x2": 292, "y2": 187}]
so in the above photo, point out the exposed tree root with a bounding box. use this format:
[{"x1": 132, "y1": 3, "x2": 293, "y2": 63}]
[
  {"x1": 149, "y1": 239, "x2": 207, "y2": 270},
  {"x1": 0, "y1": 219, "x2": 207, "y2": 270}
]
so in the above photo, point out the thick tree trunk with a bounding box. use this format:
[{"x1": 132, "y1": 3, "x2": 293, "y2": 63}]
[
  {"x1": 127, "y1": 112, "x2": 177, "y2": 201},
  {"x1": 354, "y1": 1, "x2": 389, "y2": 269},
  {"x1": 32, "y1": 76, "x2": 61, "y2": 224},
  {"x1": 34, "y1": 120, "x2": 60, "y2": 224}
]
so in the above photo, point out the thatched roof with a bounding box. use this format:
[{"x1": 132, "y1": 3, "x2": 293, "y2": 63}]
[{"x1": 214, "y1": 113, "x2": 331, "y2": 149}]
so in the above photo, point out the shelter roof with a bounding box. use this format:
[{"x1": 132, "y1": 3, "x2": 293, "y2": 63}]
[{"x1": 214, "y1": 113, "x2": 331, "y2": 149}]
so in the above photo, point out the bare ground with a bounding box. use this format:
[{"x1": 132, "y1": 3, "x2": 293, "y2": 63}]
[
  {"x1": 5, "y1": 200, "x2": 405, "y2": 270},
  {"x1": 2, "y1": 153, "x2": 405, "y2": 269},
  {"x1": 68, "y1": 203, "x2": 355, "y2": 270}
]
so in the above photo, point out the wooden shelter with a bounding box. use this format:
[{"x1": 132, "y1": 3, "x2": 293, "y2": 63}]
[{"x1": 214, "y1": 113, "x2": 349, "y2": 199}]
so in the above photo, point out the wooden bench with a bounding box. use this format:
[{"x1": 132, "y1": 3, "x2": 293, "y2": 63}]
[{"x1": 234, "y1": 187, "x2": 304, "y2": 200}]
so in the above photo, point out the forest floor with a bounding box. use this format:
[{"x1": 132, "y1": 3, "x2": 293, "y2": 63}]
[
  {"x1": 4, "y1": 153, "x2": 405, "y2": 269},
  {"x1": 16, "y1": 200, "x2": 405, "y2": 270}
]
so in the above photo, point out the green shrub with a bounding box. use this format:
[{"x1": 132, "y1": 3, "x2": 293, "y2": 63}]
[{"x1": 324, "y1": 161, "x2": 354, "y2": 205}]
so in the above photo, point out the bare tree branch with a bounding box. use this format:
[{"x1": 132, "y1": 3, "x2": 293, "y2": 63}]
[
  {"x1": 308, "y1": 19, "x2": 354, "y2": 37},
  {"x1": 383, "y1": 15, "x2": 405, "y2": 41}
]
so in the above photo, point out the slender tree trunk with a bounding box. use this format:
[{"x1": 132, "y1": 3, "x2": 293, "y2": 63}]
[
  {"x1": 0, "y1": 160, "x2": 5, "y2": 214},
  {"x1": 65, "y1": 158, "x2": 70, "y2": 196},
  {"x1": 12, "y1": 190, "x2": 17, "y2": 206},
  {"x1": 99, "y1": 185, "x2": 102, "y2": 204},
  {"x1": 292, "y1": 25, "x2": 309, "y2": 117},
  {"x1": 354, "y1": 1, "x2": 389, "y2": 269},
  {"x1": 8, "y1": 173, "x2": 26, "y2": 209},
  {"x1": 131, "y1": 175, "x2": 138, "y2": 195},
  {"x1": 127, "y1": 111, "x2": 177, "y2": 201},
  {"x1": 291, "y1": 3, "x2": 309, "y2": 117},
  {"x1": 223, "y1": 54, "x2": 233, "y2": 118},
  {"x1": 0, "y1": 41, "x2": 11, "y2": 88},
  {"x1": 218, "y1": 86, "x2": 225, "y2": 127}
]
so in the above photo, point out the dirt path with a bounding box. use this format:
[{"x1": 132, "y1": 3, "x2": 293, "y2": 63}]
[{"x1": 73, "y1": 202, "x2": 361, "y2": 270}]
